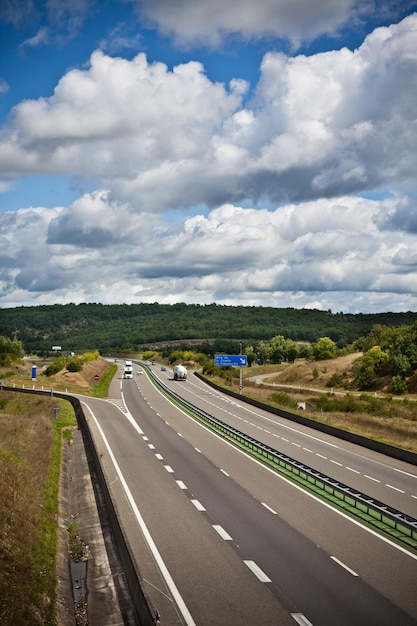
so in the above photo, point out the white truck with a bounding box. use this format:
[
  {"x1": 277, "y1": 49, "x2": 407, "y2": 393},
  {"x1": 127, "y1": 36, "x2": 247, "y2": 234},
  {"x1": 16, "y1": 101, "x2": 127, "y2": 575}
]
[
  {"x1": 124, "y1": 360, "x2": 133, "y2": 379},
  {"x1": 173, "y1": 364, "x2": 187, "y2": 381}
]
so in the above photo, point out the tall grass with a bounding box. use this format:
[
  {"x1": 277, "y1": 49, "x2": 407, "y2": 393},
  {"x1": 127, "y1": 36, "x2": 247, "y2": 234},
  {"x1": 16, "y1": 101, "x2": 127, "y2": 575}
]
[
  {"x1": 0, "y1": 394, "x2": 76, "y2": 626},
  {"x1": 92, "y1": 362, "x2": 117, "y2": 397}
]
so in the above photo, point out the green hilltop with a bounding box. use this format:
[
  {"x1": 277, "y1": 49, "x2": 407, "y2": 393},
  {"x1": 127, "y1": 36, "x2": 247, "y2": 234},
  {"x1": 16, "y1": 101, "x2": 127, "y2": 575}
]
[{"x1": 1, "y1": 302, "x2": 417, "y2": 353}]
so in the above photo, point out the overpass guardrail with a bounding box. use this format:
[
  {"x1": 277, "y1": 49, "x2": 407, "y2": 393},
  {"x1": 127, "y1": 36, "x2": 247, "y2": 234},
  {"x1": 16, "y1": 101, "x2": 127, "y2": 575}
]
[{"x1": 141, "y1": 364, "x2": 417, "y2": 555}]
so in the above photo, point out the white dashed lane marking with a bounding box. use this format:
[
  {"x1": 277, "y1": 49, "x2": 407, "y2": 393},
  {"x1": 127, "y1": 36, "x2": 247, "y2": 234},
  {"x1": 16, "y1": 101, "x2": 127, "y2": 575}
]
[
  {"x1": 243, "y1": 560, "x2": 271, "y2": 583},
  {"x1": 213, "y1": 525, "x2": 233, "y2": 540},
  {"x1": 191, "y1": 499, "x2": 206, "y2": 511}
]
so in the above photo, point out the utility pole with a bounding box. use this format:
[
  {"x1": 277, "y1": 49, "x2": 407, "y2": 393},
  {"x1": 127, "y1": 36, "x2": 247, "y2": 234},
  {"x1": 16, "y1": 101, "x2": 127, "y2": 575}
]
[{"x1": 239, "y1": 342, "x2": 243, "y2": 395}]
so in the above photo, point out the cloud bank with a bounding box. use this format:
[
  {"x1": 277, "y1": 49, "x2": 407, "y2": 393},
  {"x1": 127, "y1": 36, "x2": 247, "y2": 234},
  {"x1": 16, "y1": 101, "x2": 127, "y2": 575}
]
[{"x1": 0, "y1": 8, "x2": 416, "y2": 312}]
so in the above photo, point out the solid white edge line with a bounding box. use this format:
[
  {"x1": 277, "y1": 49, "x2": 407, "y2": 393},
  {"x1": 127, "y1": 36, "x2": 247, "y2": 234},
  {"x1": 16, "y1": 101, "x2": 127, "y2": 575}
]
[
  {"x1": 81, "y1": 401, "x2": 196, "y2": 626},
  {"x1": 119, "y1": 391, "x2": 144, "y2": 436}
]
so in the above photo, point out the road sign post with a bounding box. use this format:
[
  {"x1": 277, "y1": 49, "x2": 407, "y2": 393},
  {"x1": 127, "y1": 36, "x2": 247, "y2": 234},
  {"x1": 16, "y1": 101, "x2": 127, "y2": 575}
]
[
  {"x1": 214, "y1": 355, "x2": 247, "y2": 367},
  {"x1": 214, "y1": 354, "x2": 247, "y2": 394}
]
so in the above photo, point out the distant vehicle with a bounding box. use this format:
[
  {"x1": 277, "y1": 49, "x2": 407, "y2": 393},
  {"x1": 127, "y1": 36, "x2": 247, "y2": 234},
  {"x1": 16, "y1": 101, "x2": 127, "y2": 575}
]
[
  {"x1": 137, "y1": 369, "x2": 143, "y2": 375},
  {"x1": 173, "y1": 364, "x2": 187, "y2": 380},
  {"x1": 161, "y1": 366, "x2": 166, "y2": 371},
  {"x1": 124, "y1": 362, "x2": 133, "y2": 379}
]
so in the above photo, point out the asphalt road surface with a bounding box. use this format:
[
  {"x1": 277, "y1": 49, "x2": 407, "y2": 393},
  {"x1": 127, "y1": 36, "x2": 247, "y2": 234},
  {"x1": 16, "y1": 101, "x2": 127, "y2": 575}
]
[{"x1": 77, "y1": 364, "x2": 417, "y2": 625}]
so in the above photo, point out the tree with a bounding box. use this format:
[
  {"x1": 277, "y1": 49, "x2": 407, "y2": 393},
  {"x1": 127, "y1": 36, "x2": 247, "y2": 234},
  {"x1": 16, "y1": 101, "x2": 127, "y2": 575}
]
[
  {"x1": 313, "y1": 337, "x2": 337, "y2": 360},
  {"x1": 285, "y1": 340, "x2": 299, "y2": 363},
  {"x1": 269, "y1": 335, "x2": 287, "y2": 363},
  {"x1": 357, "y1": 365, "x2": 376, "y2": 390},
  {"x1": 0, "y1": 336, "x2": 24, "y2": 366},
  {"x1": 245, "y1": 349, "x2": 257, "y2": 367},
  {"x1": 297, "y1": 342, "x2": 313, "y2": 359},
  {"x1": 362, "y1": 324, "x2": 392, "y2": 352},
  {"x1": 256, "y1": 341, "x2": 271, "y2": 364},
  {"x1": 387, "y1": 353, "x2": 412, "y2": 378}
]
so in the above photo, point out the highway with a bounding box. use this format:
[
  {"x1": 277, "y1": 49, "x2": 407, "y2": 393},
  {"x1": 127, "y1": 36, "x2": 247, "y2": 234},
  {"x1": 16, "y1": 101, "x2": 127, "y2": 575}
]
[
  {"x1": 79, "y1": 363, "x2": 417, "y2": 625},
  {"x1": 157, "y1": 365, "x2": 417, "y2": 518}
]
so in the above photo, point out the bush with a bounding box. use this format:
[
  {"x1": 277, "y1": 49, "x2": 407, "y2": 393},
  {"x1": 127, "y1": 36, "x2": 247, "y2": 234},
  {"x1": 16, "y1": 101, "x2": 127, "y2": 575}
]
[
  {"x1": 314, "y1": 394, "x2": 360, "y2": 413},
  {"x1": 357, "y1": 365, "x2": 375, "y2": 390},
  {"x1": 391, "y1": 376, "x2": 408, "y2": 395},
  {"x1": 269, "y1": 392, "x2": 298, "y2": 409},
  {"x1": 66, "y1": 359, "x2": 83, "y2": 372},
  {"x1": 44, "y1": 362, "x2": 62, "y2": 376},
  {"x1": 326, "y1": 373, "x2": 345, "y2": 388}
]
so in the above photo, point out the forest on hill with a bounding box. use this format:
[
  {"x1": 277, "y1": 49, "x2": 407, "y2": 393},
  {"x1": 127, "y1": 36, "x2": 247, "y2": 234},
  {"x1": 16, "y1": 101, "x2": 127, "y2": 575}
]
[{"x1": 1, "y1": 302, "x2": 417, "y2": 354}]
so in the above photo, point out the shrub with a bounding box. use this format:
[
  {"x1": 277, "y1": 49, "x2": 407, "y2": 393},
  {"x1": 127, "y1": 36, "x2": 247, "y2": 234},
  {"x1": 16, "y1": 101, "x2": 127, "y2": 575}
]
[
  {"x1": 391, "y1": 376, "x2": 408, "y2": 395},
  {"x1": 66, "y1": 359, "x2": 83, "y2": 372},
  {"x1": 44, "y1": 362, "x2": 62, "y2": 376},
  {"x1": 314, "y1": 394, "x2": 360, "y2": 413},
  {"x1": 269, "y1": 392, "x2": 298, "y2": 409},
  {"x1": 326, "y1": 373, "x2": 345, "y2": 388},
  {"x1": 357, "y1": 365, "x2": 375, "y2": 390}
]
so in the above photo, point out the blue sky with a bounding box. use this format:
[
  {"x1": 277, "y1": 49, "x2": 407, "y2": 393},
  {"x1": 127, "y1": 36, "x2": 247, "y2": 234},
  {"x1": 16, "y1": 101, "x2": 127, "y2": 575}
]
[{"x1": 1, "y1": 0, "x2": 417, "y2": 313}]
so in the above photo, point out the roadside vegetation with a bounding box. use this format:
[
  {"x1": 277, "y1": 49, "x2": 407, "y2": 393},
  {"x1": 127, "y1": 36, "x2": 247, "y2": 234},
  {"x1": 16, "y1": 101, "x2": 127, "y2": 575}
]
[
  {"x1": 142, "y1": 331, "x2": 417, "y2": 453},
  {"x1": 0, "y1": 352, "x2": 115, "y2": 626},
  {"x1": 2, "y1": 352, "x2": 116, "y2": 398},
  {"x1": 237, "y1": 356, "x2": 417, "y2": 454},
  {"x1": 0, "y1": 393, "x2": 76, "y2": 625}
]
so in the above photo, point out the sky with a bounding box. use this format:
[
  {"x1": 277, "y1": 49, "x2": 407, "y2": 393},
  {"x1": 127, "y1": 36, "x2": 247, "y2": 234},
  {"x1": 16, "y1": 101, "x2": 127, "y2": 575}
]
[{"x1": 1, "y1": 1, "x2": 417, "y2": 314}]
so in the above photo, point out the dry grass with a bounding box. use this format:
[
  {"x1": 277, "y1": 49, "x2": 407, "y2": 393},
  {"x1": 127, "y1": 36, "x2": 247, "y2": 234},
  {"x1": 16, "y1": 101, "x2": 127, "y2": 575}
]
[
  {"x1": 0, "y1": 357, "x2": 114, "y2": 626},
  {"x1": 217, "y1": 353, "x2": 417, "y2": 453},
  {"x1": 245, "y1": 353, "x2": 361, "y2": 388},
  {"x1": 2, "y1": 356, "x2": 111, "y2": 395},
  {"x1": 0, "y1": 393, "x2": 59, "y2": 625}
]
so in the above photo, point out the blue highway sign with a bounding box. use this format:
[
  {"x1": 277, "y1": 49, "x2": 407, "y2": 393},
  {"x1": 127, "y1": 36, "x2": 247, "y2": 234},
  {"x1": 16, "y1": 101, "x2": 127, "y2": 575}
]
[{"x1": 214, "y1": 354, "x2": 247, "y2": 367}]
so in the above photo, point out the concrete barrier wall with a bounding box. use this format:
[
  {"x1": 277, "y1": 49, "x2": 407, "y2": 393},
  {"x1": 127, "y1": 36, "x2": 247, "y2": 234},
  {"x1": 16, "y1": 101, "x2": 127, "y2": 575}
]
[{"x1": 64, "y1": 394, "x2": 159, "y2": 626}]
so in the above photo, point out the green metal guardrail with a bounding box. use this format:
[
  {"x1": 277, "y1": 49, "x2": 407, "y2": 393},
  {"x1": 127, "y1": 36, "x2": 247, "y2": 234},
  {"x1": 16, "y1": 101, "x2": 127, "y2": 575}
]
[{"x1": 141, "y1": 364, "x2": 417, "y2": 555}]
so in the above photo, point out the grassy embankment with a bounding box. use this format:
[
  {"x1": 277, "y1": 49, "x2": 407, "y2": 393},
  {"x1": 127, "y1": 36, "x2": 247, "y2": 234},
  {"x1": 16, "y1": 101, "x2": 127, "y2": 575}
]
[
  {"x1": 207, "y1": 353, "x2": 417, "y2": 454},
  {"x1": 0, "y1": 357, "x2": 116, "y2": 626}
]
